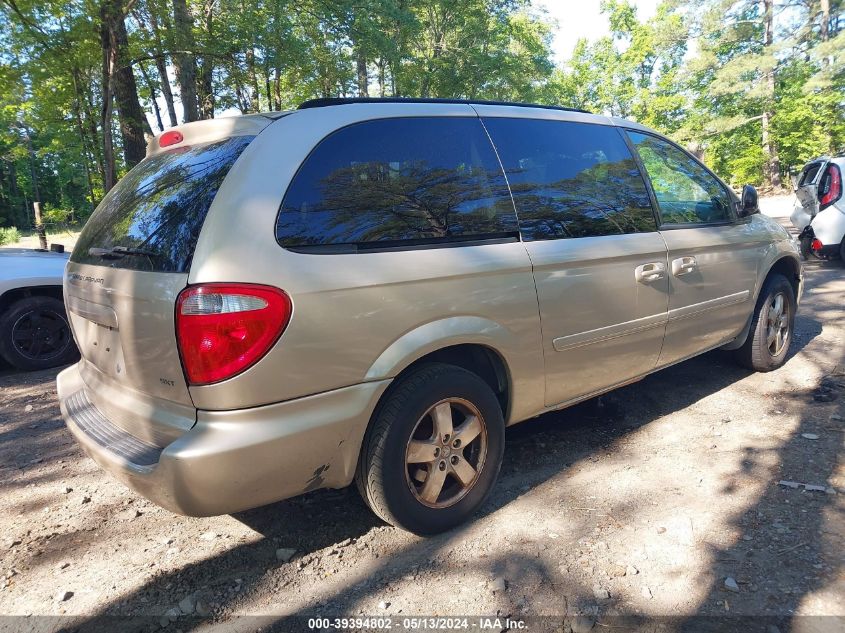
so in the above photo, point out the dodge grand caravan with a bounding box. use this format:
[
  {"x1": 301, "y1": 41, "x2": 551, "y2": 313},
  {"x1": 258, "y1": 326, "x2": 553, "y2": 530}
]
[{"x1": 58, "y1": 98, "x2": 802, "y2": 534}]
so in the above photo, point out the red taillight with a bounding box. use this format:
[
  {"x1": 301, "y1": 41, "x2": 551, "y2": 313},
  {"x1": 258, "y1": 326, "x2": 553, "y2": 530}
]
[
  {"x1": 819, "y1": 164, "x2": 841, "y2": 208},
  {"x1": 159, "y1": 130, "x2": 184, "y2": 148},
  {"x1": 811, "y1": 238, "x2": 823, "y2": 252},
  {"x1": 176, "y1": 284, "x2": 292, "y2": 385}
]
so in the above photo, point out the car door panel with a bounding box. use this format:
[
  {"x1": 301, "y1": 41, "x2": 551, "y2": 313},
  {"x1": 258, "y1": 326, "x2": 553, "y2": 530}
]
[
  {"x1": 625, "y1": 130, "x2": 762, "y2": 367},
  {"x1": 479, "y1": 114, "x2": 670, "y2": 408},
  {"x1": 526, "y1": 233, "x2": 669, "y2": 405},
  {"x1": 658, "y1": 225, "x2": 763, "y2": 365}
]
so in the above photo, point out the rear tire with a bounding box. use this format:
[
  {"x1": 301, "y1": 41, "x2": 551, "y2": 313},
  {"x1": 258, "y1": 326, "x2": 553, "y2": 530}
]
[
  {"x1": 0, "y1": 296, "x2": 78, "y2": 371},
  {"x1": 355, "y1": 363, "x2": 505, "y2": 535},
  {"x1": 734, "y1": 274, "x2": 795, "y2": 372}
]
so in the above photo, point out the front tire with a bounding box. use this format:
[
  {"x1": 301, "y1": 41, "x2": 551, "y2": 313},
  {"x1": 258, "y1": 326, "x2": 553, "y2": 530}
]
[
  {"x1": 734, "y1": 274, "x2": 796, "y2": 372},
  {"x1": 0, "y1": 296, "x2": 78, "y2": 371},
  {"x1": 356, "y1": 363, "x2": 505, "y2": 535}
]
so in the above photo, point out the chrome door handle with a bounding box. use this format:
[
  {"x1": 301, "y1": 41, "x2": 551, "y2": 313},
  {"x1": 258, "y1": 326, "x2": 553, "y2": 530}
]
[
  {"x1": 635, "y1": 262, "x2": 667, "y2": 283},
  {"x1": 672, "y1": 256, "x2": 698, "y2": 276}
]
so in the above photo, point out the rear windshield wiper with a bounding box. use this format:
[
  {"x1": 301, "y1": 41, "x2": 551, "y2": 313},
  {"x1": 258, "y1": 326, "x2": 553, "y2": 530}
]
[{"x1": 88, "y1": 246, "x2": 163, "y2": 259}]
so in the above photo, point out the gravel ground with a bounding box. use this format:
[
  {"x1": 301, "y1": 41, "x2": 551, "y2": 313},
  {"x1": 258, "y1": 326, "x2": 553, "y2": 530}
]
[{"x1": 0, "y1": 196, "x2": 843, "y2": 632}]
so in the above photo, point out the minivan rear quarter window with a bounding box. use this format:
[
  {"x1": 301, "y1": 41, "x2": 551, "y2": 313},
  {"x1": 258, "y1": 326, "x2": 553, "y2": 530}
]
[
  {"x1": 481, "y1": 118, "x2": 657, "y2": 240},
  {"x1": 72, "y1": 136, "x2": 254, "y2": 272},
  {"x1": 276, "y1": 117, "x2": 517, "y2": 251}
]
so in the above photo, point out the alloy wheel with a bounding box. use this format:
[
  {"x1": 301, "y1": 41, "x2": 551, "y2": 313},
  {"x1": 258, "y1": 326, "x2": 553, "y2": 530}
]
[
  {"x1": 404, "y1": 398, "x2": 488, "y2": 508},
  {"x1": 766, "y1": 292, "x2": 790, "y2": 356}
]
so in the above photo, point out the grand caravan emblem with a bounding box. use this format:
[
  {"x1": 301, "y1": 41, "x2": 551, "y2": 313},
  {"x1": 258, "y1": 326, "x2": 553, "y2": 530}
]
[{"x1": 68, "y1": 273, "x2": 104, "y2": 285}]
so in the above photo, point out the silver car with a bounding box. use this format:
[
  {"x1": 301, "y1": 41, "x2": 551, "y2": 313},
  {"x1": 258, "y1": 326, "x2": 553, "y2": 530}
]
[{"x1": 57, "y1": 98, "x2": 802, "y2": 534}]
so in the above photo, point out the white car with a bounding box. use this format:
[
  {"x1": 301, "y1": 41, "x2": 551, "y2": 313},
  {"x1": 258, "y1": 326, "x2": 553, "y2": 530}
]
[
  {"x1": 0, "y1": 248, "x2": 78, "y2": 370},
  {"x1": 790, "y1": 156, "x2": 845, "y2": 262}
]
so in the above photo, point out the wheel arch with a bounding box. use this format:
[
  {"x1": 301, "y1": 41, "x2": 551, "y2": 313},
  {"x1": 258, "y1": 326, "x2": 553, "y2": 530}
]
[
  {"x1": 0, "y1": 285, "x2": 65, "y2": 315},
  {"x1": 364, "y1": 317, "x2": 517, "y2": 422},
  {"x1": 722, "y1": 254, "x2": 801, "y2": 351},
  {"x1": 765, "y1": 255, "x2": 802, "y2": 302}
]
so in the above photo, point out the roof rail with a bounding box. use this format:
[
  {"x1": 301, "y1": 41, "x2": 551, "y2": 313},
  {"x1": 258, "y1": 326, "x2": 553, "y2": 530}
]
[{"x1": 297, "y1": 97, "x2": 591, "y2": 115}]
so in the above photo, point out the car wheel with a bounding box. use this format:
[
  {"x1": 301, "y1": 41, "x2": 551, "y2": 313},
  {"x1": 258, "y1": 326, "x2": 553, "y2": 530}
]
[
  {"x1": 734, "y1": 274, "x2": 796, "y2": 372},
  {"x1": 840, "y1": 236, "x2": 845, "y2": 265},
  {"x1": 356, "y1": 362, "x2": 505, "y2": 535},
  {"x1": 0, "y1": 296, "x2": 78, "y2": 371}
]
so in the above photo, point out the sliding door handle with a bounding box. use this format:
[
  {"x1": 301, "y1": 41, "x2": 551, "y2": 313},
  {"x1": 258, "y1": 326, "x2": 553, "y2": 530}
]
[
  {"x1": 635, "y1": 262, "x2": 667, "y2": 283},
  {"x1": 672, "y1": 256, "x2": 698, "y2": 276}
]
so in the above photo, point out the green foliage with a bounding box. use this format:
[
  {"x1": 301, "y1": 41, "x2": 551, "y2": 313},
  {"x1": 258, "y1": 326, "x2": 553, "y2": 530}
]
[
  {"x1": 708, "y1": 134, "x2": 767, "y2": 187},
  {"x1": 0, "y1": 0, "x2": 843, "y2": 228},
  {"x1": 0, "y1": 226, "x2": 21, "y2": 245},
  {"x1": 42, "y1": 204, "x2": 73, "y2": 225}
]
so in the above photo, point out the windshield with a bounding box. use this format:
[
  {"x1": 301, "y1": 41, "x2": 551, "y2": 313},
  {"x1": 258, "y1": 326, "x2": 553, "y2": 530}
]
[{"x1": 71, "y1": 136, "x2": 254, "y2": 272}]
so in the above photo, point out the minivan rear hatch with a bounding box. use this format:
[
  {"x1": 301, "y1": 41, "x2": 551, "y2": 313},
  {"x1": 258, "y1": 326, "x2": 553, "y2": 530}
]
[{"x1": 65, "y1": 131, "x2": 257, "y2": 446}]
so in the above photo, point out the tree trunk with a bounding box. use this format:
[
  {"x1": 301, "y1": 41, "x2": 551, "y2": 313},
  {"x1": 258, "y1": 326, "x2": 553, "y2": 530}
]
[
  {"x1": 274, "y1": 67, "x2": 281, "y2": 110},
  {"x1": 82, "y1": 77, "x2": 107, "y2": 187},
  {"x1": 24, "y1": 131, "x2": 47, "y2": 249},
  {"x1": 762, "y1": 0, "x2": 782, "y2": 189},
  {"x1": 820, "y1": 0, "x2": 830, "y2": 41},
  {"x1": 24, "y1": 131, "x2": 41, "y2": 206},
  {"x1": 377, "y1": 58, "x2": 386, "y2": 97},
  {"x1": 104, "y1": 0, "x2": 147, "y2": 168},
  {"x1": 139, "y1": 62, "x2": 165, "y2": 132},
  {"x1": 156, "y1": 60, "x2": 178, "y2": 126},
  {"x1": 139, "y1": 7, "x2": 178, "y2": 127},
  {"x1": 71, "y1": 70, "x2": 98, "y2": 211},
  {"x1": 356, "y1": 47, "x2": 369, "y2": 97},
  {"x1": 32, "y1": 202, "x2": 47, "y2": 250},
  {"x1": 234, "y1": 82, "x2": 247, "y2": 113},
  {"x1": 245, "y1": 48, "x2": 260, "y2": 112},
  {"x1": 197, "y1": 0, "x2": 215, "y2": 118},
  {"x1": 100, "y1": 6, "x2": 118, "y2": 192},
  {"x1": 172, "y1": 0, "x2": 199, "y2": 122},
  {"x1": 198, "y1": 62, "x2": 214, "y2": 118}
]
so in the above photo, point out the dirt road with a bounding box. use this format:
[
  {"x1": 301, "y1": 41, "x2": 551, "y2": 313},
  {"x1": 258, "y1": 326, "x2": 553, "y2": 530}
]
[{"x1": 0, "y1": 199, "x2": 842, "y2": 631}]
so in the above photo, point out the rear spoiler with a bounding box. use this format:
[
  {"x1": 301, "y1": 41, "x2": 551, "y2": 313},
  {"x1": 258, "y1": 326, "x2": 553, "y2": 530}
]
[{"x1": 146, "y1": 112, "x2": 290, "y2": 158}]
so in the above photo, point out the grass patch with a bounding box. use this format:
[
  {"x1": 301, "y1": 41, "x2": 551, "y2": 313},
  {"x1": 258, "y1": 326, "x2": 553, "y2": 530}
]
[{"x1": 0, "y1": 227, "x2": 21, "y2": 246}]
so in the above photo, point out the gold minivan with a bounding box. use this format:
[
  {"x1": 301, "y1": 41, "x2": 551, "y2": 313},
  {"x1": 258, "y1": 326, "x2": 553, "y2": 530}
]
[{"x1": 58, "y1": 98, "x2": 802, "y2": 534}]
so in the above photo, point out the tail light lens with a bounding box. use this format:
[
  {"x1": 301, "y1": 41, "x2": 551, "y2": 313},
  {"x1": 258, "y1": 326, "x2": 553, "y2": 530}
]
[
  {"x1": 176, "y1": 283, "x2": 292, "y2": 385},
  {"x1": 819, "y1": 164, "x2": 842, "y2": 209},
  {"x1": 811, "y1": 238, "x2": 823, "y2": 252}
]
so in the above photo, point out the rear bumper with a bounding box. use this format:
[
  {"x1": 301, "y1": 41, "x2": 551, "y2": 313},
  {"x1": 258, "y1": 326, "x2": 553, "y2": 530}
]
[
  {"x1": 799, "y1": 225, "x2": 842, "y2": 257},
  {"x1": 57, "y1": 363, "x2": 391, "y2": 516}
]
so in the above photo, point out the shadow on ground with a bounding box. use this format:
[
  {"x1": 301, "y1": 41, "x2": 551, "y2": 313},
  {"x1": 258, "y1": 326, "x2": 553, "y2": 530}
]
[
  {"x1": 47, "y1": 324, "x2": 838, "y2": 633},
  {"x1": 1, "y1": 257, "x2": 831, "y2": 633}
]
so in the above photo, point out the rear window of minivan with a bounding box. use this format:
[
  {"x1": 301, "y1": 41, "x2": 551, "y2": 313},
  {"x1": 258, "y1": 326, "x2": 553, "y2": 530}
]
[
  {"x1": 72, "y1": 136, "x2": 253, "y2": 272},
  {"x1": 275, "y1": 117, "x2": 517, "y2": 252}
]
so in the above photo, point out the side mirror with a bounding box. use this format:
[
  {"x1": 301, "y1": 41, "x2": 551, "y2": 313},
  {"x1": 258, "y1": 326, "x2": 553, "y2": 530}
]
[{"x1": 740, "y1": 184, "x2": 759, "y2": 216}]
